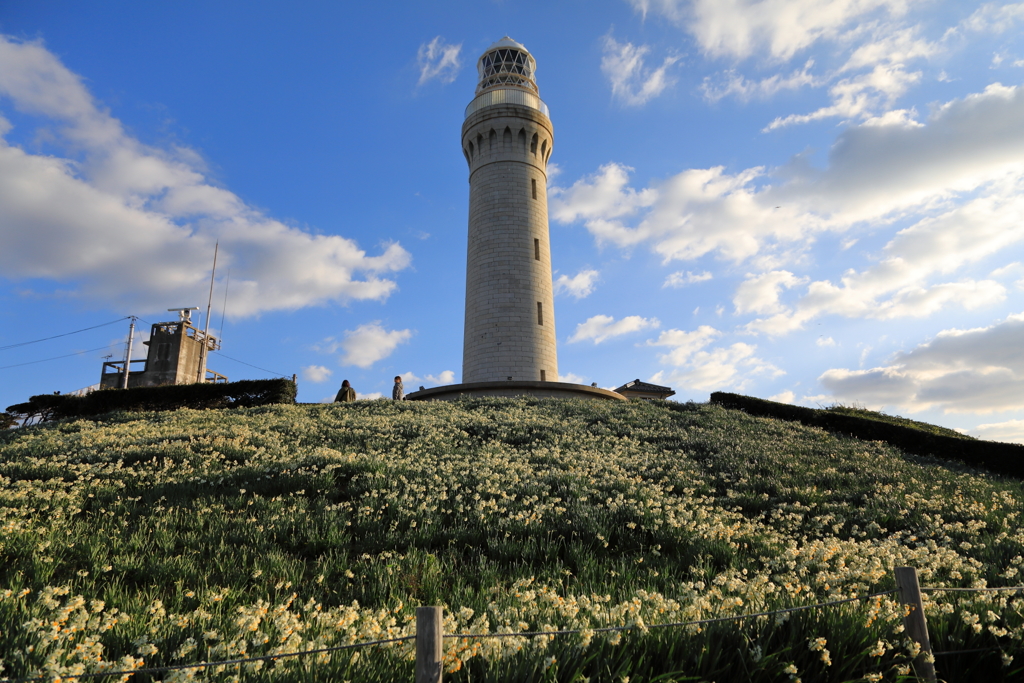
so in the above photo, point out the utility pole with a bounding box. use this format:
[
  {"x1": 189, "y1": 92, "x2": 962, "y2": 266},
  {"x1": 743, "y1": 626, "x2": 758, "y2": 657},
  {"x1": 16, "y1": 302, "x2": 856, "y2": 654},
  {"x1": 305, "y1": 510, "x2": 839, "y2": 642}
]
[
  {"x1": 197, "y1": 241, "x2": 219, "y2": 384},
  {"x1": 122, "y1": 316, "x2": 137, "y2": 390}
]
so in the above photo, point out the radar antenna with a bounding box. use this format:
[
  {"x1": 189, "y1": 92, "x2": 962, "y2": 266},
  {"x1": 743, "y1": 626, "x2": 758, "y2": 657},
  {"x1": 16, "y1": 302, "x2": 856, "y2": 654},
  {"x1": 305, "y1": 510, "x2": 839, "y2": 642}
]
[{"x1": 167, "y1": 307, "x2": 200, "y2": 324}]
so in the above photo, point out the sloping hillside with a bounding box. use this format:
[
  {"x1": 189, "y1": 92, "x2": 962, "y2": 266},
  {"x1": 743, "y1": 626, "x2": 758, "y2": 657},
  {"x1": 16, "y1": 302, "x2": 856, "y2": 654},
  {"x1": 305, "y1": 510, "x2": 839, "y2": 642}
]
[{"x1": 0, "y1": 398, "x2": 1021, "y2": 681}]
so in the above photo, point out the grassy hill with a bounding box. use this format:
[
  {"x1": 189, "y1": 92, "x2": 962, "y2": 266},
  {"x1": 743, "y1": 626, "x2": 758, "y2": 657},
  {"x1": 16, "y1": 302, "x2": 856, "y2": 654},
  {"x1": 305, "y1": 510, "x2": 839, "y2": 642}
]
[
  {"x1": 1, "y1": 398, "x2": 1022, "y2": 682},
  {"x1": 822, "y1": 405, "x2": 977, "y2": 441}
]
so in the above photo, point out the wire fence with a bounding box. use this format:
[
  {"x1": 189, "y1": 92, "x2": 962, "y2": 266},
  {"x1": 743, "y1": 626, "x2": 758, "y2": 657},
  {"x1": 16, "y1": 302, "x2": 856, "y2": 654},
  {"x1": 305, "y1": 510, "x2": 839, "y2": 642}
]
[
  {"x1": 445, "y1": 589, "x2": 897, "y2": 640},
  {"x1": 0, "y1": 637, "x2": 416, "y2": 683},
  {"x1": 0, "y1": 574, "x2": 1019, "y2": 683}
]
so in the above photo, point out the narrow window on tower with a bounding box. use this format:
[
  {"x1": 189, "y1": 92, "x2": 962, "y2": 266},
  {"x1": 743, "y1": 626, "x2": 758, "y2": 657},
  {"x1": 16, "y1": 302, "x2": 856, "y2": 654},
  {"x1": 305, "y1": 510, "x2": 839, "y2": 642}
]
[
  {"x1": 532, "y1": 178, "x2": 537, "y2": 199},
  {"x1": 537, "y1": 302, "x2": 543, "y2": 325},
  {"x1": 534, "y1": 238, "x2": 540, "y2": 260},
  {"x1": 540, "y1": 369, "x2": 546, "y2": 381}
]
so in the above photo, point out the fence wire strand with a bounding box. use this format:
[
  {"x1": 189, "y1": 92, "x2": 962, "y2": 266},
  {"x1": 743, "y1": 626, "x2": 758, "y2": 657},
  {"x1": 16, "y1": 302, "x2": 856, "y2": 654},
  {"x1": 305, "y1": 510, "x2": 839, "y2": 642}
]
[
  {"x1": 0, "y1": 636, "x2": 415, "y2": 683},
  {"x1": 933, "y1": 646, "x2": 1004, "y2": 657},
  {"x1": 922, "y1": 585, "x2": 1024, "y2": 592},
  {"x1": 2, "y1": 583, "x2": 1018, "y2": 682},
  {"x1": 446, "y1": 589, "x2": 897, "y2": 639}
]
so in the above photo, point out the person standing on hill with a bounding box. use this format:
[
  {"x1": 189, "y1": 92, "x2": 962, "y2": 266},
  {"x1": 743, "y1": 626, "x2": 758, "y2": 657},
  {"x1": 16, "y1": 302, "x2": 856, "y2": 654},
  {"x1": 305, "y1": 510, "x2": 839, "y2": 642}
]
[
  {"x1": 335, "y1": 380, "x2": 356, "y2": 403},
  {"x1": 392, "y1": 376, "x2": 405, "y2": 401}
]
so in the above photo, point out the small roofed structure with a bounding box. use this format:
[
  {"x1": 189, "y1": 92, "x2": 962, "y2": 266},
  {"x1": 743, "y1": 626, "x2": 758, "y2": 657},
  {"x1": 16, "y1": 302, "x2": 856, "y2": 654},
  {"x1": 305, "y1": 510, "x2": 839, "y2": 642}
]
[{"x1": 614, "y1": 379, "x2": 675, "y2": 401}]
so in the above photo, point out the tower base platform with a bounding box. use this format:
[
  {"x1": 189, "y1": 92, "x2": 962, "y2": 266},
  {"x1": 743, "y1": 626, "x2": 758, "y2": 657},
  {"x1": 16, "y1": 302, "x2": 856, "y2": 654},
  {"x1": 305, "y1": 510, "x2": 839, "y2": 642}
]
[{"x1": 405, "y1": 381, "x2": 626, "y2": 402}]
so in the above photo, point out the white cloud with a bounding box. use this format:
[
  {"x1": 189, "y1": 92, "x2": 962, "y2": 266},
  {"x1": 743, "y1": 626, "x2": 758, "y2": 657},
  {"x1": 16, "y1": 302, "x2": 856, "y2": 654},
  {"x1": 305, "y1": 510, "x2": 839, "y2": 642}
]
[
  {"x1": 554, "y1": 269, "x2": 600, "y2": 298},
  {"x1": 549, "y1": 163, "x2": 657, "y2": 249},
  {"x1": 733, "y1": 270, "x2": 807, "y2": 314},
  {"x1": 764, "y1": 63, "x2": 922, "y2": 129},
  {"x1": 0, "y1": 36, "x2": 411, "y2": 317},
  {"x1": 973, "y1": 419, "x2": 1024, "y2": 444},
  {"x1": 841, "y1": 26, "x2": 938, "y2": 72},
  {"x1": 555, "y1": 82, "x2": 1024, "y2": 331},
  {"x1": 359, "y1": 392, "x2": 384, "y2": 401},
  {"x1": 417, "y1": 36, "x2": 462, "y2": 86},
  {"x1": 702, "y1": 60, "x2": 819, "y2": 102},
  {"x1": 745, "y1": 185, "x2": 1021, "y2": 334},
  {"x1": 961, "y1": 2, "x2": 1024, "y2": 34},
  {"x1": 559, "y1": 371, "x2": 587, "y2": 384},
  {"x1": 301, "y1": 365, "x2": 333, "y2": 383},
  {"x1": 425, "y1": 370, "x2": 456, "y2": 385},
  {"x1": 646, "y1": 324, "x2": 782, "y2": 392},
  {"x1": 650, "y1": 340, "x2": 783, "y2": 391},
  {"x1": 631, "y1": 0, "x2": 911, "y2": 61},
  {"x1": 545, "y1": 162, "x2": 562, "y2": 184},
  {"x1": 601, "y1": 36, "x2": 679, "y2": 106},
  {"x1": 326, "y1": 322, "x2": 413, "y2": 368},
  {"x1": 819, "y1": 312, "x2": 1024, "y2": 414},
  {"x1": 816, "y1": 336, "x2": 836, "y2": 347},
  {"x1": 769, "y1": 390, "x2": 796, "y2": 403},
  {"x1": 992, "y1": 262, "x2": 1024, "y2": 278},
  {"x1": 648, "y1": 325, "x2": 721, "y2": 365},
  {"x1": 663, "y1": 270, "x2": 712, "y2": 288},
  {"x1": 643, "y1": 0, "x2": 937, "y2": 124},
  {"x1": 569, "y1": 314, "x2": 660, "y2": 344}
]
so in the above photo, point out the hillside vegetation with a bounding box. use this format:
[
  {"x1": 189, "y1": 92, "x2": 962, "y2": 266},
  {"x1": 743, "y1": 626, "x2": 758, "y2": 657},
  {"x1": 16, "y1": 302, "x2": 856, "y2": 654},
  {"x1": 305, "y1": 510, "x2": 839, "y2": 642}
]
[
  {"x1": 1, "y1": 398, "x2": 1022, "y2": 682},
  {"x1": 822, "y1": 406, "x2": 975, "y2": 441}
]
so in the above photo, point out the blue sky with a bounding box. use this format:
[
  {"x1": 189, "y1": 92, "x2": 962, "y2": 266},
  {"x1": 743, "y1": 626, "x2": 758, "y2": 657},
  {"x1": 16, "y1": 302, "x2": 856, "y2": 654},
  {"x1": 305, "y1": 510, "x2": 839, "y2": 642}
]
[{"x1": 2, "y1": 1, "x2": 1024, "y2": 441}]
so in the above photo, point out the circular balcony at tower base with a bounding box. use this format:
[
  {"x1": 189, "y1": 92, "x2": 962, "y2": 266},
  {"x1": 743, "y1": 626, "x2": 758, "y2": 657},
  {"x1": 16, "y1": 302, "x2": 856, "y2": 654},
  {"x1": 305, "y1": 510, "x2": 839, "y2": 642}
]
[{"x1": 406, "y1": 381, "x2": 626, "y2": 402}]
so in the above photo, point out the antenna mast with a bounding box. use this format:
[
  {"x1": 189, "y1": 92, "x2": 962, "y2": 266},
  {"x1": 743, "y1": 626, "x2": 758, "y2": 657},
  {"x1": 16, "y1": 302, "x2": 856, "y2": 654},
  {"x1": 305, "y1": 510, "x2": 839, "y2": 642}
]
[
  {"x1": 218, "y1": 268, "x2": 230, "y2": 340},
  {"x1": 197, "y1": 241, "x2": 219, "y2": 384},
  {"x1": 121, "y1": 316, "x2": 137, "y2": 390}
]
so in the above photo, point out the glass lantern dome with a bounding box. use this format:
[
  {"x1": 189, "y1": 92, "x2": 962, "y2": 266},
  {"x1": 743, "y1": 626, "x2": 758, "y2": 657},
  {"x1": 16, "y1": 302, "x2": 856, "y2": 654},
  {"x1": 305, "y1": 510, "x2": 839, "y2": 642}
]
[
  {"x1": 475, "y1": 37, "x2": 538, "y2": 96},
  {"x1": 465, "y1": 37, "x2": 549, "y2": 119}
]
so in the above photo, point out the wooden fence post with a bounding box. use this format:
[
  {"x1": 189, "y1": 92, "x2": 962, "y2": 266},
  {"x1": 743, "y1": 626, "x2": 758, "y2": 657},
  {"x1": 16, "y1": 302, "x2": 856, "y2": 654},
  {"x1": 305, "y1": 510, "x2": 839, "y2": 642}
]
[
  {"x1": 415, "y1": 606, "x2": 443, "y2": 683},
  {"x1": 894, "y1": 567, "x2": 937, "y2": 683}
]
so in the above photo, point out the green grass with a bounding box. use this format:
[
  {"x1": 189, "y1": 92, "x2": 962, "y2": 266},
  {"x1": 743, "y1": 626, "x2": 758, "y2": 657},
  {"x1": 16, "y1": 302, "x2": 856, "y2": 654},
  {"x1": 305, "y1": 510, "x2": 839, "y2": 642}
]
[{"x1": 0, "y1": 397, "x2": 1022, "y2": 682}]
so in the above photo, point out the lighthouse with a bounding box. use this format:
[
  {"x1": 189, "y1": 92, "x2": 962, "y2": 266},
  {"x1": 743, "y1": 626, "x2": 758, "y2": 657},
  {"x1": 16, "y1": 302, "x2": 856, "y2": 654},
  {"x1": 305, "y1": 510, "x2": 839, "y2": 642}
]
[
  {"x1": 461, "y1": 37, "x2": 557, "y2": 384},
  {"x1": 407, "y1": 38, "x2": 623, "y2": 402}
]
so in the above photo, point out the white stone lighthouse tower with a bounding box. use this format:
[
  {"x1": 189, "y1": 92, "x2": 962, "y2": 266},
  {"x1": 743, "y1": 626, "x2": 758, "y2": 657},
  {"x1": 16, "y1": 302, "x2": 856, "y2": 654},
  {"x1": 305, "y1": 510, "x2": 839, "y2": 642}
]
[
  {"x1": 406, "y1": 38, "x2": 623, "y2": 402},
  {"x1": 461, "y1": 37, "x2": 557, "y2": 383}
]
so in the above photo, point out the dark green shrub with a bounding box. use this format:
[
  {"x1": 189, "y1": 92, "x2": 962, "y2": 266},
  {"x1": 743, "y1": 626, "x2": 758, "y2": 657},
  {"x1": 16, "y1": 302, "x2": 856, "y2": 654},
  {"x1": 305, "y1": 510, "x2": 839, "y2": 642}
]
[
  {"x1": 6, "y1": 378, "x2": 296, "y2": 422},
  {"x1": 710, "y1": 391, "x2": 1024, "y2": 478}
]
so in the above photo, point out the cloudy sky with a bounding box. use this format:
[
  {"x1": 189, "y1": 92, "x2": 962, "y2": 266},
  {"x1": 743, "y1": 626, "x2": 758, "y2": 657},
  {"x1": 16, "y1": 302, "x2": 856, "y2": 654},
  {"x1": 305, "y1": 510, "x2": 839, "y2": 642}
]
[{"x1": 2, "y1": 1, "x2": 1024, "y2": 441}]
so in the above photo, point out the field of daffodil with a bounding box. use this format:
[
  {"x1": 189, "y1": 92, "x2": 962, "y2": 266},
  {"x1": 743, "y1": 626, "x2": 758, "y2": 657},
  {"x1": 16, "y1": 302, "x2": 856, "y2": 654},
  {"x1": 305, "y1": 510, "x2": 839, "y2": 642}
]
[{"x1": 1, "y1": 397, "x2": 1023, "y2": 682}]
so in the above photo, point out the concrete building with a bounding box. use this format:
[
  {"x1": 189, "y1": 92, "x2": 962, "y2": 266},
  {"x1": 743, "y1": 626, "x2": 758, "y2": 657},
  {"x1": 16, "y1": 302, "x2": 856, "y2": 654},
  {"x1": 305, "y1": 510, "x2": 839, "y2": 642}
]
[
  {"x1": 99, "y1": 308, "x2": 226, "y2": 390},
  {"x1": 408, "y1": 38, "x2": 623, "y2": 403}
]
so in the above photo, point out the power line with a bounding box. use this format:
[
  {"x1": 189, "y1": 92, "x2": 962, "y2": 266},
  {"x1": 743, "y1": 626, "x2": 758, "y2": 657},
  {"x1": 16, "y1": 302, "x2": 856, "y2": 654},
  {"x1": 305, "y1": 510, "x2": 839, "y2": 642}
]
[
  {"x1": 211, "y1": 351, "x2": 289, "y2": 378},
  {"x1": 0, "y1": 317, "x2": 129, "y2": 351},
  {"x1": 0, "y1": 344, "x2": 122, "y2": 370}
]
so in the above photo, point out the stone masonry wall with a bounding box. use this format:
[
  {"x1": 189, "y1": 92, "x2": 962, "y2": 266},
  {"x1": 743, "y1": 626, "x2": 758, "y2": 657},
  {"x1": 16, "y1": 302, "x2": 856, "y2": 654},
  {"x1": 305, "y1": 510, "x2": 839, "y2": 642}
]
[{"x1": 461, "y1": 103, "x2": 558, "y2": 383}]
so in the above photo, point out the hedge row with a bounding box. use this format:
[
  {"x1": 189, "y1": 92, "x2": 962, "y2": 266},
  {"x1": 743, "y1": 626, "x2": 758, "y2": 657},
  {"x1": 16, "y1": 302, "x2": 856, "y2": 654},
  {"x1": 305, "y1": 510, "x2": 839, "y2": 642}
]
[
  {"x1": 710, "y1": 391, "x2": 1024, "y2": 479},
  {"x1": 7, "y1": 379, "x2": 296, "y2": 422}
]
